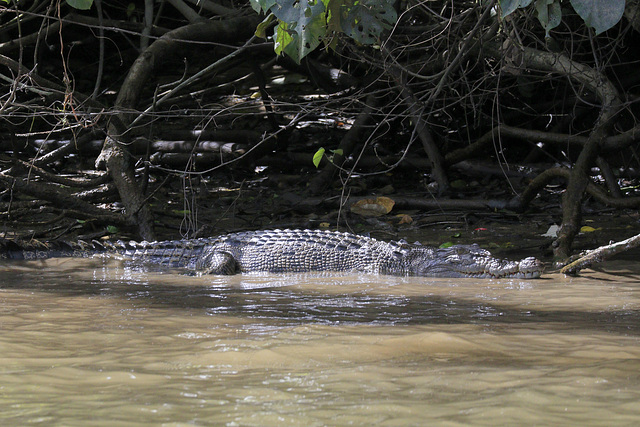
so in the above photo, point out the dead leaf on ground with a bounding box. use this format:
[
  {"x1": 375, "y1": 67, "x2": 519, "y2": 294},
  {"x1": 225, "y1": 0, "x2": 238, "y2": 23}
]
[
  {"x1": 397, "y1": 214, "x2": 413, "y2": 224},
  {"x1": 350, "y1": 196, "x2": 395, "y2": 217}
]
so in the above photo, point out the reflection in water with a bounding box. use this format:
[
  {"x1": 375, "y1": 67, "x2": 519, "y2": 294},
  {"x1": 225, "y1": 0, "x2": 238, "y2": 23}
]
[{"x1": 1, "y1": 257, "x2": 640, "y2": 425}]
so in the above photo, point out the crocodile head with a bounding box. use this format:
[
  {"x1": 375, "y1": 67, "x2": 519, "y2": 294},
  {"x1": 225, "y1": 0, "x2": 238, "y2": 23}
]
[{"x1": 407, "y1": 244, "x2": 543, "y2": 279}]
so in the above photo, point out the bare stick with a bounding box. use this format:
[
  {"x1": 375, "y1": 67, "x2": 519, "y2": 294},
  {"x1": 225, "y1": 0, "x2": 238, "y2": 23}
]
[{"x1": 561, "y1": 233, "x2": 640, "y2": 275}]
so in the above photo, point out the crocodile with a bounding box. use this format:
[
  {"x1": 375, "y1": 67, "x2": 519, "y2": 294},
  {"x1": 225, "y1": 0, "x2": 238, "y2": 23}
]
[{"x1": 0, "y1": 229, "x2": 543, "y2": 278}]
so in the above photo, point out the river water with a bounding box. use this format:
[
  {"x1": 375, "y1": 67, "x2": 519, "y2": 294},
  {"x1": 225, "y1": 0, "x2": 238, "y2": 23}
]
[{"x1": 1, "y1": 256, "x2": 640, "y2": 425}]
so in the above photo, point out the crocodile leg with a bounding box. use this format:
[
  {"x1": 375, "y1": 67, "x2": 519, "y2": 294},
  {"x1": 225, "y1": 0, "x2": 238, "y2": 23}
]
[{"x1": 196, "y1": 251, "x2": 238, "y2": 275}]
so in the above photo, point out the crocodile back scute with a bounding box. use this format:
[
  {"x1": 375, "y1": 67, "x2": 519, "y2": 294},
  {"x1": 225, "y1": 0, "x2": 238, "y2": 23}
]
[{"x1": 208, "y1": 229, "x2": 406, "y2": 274}]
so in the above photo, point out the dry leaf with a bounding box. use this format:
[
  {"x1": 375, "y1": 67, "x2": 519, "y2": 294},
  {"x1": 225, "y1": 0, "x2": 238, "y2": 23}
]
[
  {"x1": 397, "y1": 214, "x2": 413, "y2": 224},
  {"x1": 350, "y1": 196, "x2": 395, "y2": 217}
]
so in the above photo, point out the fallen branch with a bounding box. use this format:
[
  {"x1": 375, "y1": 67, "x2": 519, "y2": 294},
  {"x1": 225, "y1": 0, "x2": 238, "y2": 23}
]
[
  {"x1": 560, "y1": 233, "x2": 640, "y2": 275},
  {"x1": 0, "y1": 174, "x2": 128, "y2": 225}
]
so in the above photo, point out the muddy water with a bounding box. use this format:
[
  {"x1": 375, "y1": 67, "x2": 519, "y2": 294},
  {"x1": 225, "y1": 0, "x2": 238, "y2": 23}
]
[{"x1": 1, "y1": 257, "x2": 640, "y2": 426}]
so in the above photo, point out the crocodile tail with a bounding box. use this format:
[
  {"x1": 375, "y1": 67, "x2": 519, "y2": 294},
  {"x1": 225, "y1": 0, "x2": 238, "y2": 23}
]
[
  {"x1": 0, "y1": 238, "x2": 212, "y2": 270},
  {"x1": 96, "y1": 239, "x2": 213, "y2": 269},
  {"x1": 0, "y1": 239, "x2": 109, "y2": 260}
]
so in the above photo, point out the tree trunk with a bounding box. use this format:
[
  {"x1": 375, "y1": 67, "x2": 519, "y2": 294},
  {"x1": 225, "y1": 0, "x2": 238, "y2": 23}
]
[
  {"x1": 485, "y1": 43, "x2": 621, "y2": 260},
  {"x1": 96, "y1": 16, "x2": 261, "y2": 240}
]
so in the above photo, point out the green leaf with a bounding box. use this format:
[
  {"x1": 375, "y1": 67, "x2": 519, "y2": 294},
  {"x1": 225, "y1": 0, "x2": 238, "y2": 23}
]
[
  {"x1": 331, "y1": 148, "x2": 343, "y2": 156},
  {"x1": 570, "y1": 0, "x2": 625, "y2": 35},
  {"x1": 341, "y1": 0, "x2": 397, "y2": 45},
  {"x1": 250, "y1": 0, "x2": 278, "y2": 13},
  {"x1": 499, "y1": 0, "x2": 534, "y2": 18},
  {"x1": 269, "y1": 0, "x2": 323, "y2": 24},
  {"x1": 254, "y1": 0, "x2": 399, "y2": 62},
  {"x1": 255, "y1": 13, "x2": 276, "y2": 38},
  {"x1": 106, "y1": 225, "x2": 119, "y2": 234},
  {"x1": 274, "y1": 21, "x2": 297, "y2": 61},
  {"x1": 67, "y1": 0, "x2": 93, "y2": 10},
  {"x1": 535, "y1": 0, "x2": 562, "y2": 37},
  {"x1": 249, "y1": 0, "x2": 262, "y2": 13},
  {"x1": 269, "y1": 0, "x2": 326, "y2": 63},
  {"x1": 313, "y1": 147, "x2": 325, "y2": 168}
]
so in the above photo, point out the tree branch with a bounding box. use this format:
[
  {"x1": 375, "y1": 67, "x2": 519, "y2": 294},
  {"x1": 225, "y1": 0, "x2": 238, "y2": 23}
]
[{"x1": 560, "y1": 233, "x2": 640, "y2": 275}]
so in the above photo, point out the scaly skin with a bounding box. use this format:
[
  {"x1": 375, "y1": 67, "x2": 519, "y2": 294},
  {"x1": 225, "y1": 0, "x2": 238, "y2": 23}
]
[
  {"x1": 192, "y1": 229, "x2": 543, "y2": 278},
  {"x1": 0, "y1": 229, "x2": 543, "y2": 278}
]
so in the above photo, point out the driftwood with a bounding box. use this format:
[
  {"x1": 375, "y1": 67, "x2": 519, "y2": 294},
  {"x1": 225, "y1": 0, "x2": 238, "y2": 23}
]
[{"x1": 561, "y1": 233, "x2": 640, "y2": 275}]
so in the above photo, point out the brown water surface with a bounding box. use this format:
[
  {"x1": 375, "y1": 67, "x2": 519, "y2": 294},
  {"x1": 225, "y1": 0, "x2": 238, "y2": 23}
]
[{"x1": 1, "y1": 257, "x2": 640, "y2": 425}]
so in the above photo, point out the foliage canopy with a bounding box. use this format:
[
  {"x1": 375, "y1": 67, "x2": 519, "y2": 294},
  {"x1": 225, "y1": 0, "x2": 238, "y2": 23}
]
[
  {"x1": 500, "y1": 0, "x2": 626, "y2": 35},
  {"x1": 250, "y1": 0, "x2": 630, "y2": 62},
  {"x1": 250, "y1": 0, "x2": 396, "y2": 62}
]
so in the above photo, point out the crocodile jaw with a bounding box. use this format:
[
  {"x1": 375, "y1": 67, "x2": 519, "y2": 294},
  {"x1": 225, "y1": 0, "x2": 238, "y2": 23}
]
[{"x1": 408, "y1": 246, "x2": 543, "y2": 279}]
